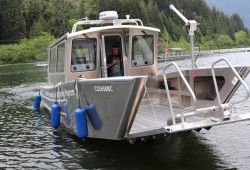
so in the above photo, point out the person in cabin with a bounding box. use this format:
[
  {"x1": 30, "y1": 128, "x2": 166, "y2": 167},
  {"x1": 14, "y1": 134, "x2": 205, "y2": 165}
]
[{"x1": 107, "y1": 45, "x2": 123, "y2": 77}]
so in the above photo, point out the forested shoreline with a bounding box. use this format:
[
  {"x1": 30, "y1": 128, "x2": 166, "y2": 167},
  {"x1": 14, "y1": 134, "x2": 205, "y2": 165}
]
[{"x1": 0, "y1": 0, "x2": 250, "y2": 64}]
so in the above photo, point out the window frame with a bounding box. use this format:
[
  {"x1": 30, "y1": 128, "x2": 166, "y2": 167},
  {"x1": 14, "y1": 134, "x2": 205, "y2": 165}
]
[
  {"x1": 56, "y1": 41, "x2": 66, "y2": 73},
  {"x1": 49, "y1": 46, "x2": 57, "y2": 73},
  {"x1": 70, "y1": 38, "x2": 97, "y2": 72},
  {"x1": 131, "y1": 34, "x2": 154, "y2": 67}
]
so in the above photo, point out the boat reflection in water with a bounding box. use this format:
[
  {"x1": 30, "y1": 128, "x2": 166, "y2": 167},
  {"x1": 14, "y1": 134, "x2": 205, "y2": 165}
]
[
  {"x1": 60, "y1": 131, "x2": 227, "y2": 169},
  {"x1": 37, "y1": 7, "x2": 250, "y2": 144}
]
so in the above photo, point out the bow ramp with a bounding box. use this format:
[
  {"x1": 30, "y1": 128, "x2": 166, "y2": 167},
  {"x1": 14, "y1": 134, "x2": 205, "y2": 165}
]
[{"x1": 128, "y1": 58, "x2": 250, "y2": 140}]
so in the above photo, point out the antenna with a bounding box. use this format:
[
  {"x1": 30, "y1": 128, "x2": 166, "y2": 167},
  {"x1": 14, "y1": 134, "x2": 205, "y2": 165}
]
[{"x1": 170, "y1": 4, "x2": 198, "y2": 69}]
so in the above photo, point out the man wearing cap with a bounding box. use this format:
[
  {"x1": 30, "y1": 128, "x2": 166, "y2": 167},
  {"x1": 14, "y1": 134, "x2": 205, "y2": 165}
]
[{"x1": 107, "y1": 45, "x2": 123, "y2": 77}]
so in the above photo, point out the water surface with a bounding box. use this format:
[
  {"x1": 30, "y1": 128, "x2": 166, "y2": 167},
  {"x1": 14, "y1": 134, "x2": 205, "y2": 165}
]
[{"x1": 1, "y1": 53, "x2": 250, "y2": 169}]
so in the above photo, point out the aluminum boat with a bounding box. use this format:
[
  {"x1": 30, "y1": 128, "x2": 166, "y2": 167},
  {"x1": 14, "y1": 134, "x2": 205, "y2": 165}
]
[{"x1": 36, "y1": 6, "x2": 250, "y2": 143}]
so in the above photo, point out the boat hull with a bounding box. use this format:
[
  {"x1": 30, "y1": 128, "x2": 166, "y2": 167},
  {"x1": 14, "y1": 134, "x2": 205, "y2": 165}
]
[
  {"x1": 40, "y1": 66, "x2": 250, "y2": 141},
  {"x1": 40, "y1": 76, "x2": 146, "y2": 140}
]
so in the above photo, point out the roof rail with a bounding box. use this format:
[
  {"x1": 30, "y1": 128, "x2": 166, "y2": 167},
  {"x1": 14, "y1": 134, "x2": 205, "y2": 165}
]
[{"x1": 71, "y1": 17, "x2": 144, "y2": 33}]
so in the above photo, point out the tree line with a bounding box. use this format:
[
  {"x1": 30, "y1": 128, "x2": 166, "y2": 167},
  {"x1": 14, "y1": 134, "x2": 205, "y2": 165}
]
[{"x1": 0, "y1": 0, "x2": 250, "y2": 64}]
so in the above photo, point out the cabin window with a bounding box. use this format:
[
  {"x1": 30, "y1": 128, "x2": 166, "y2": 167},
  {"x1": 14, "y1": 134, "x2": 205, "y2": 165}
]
[
  {"x1": 131, "y1": 35, "x2": 154, "y2": 67},
  {"x1": 56, "y1": 41, "x2": 66, "y2": 73},
  {"x1": 49, "y1": 47, "x2": 57, "y2": 73},
  {"x1": 71, "y1": 38, "x2": 96, "y2": 72}
]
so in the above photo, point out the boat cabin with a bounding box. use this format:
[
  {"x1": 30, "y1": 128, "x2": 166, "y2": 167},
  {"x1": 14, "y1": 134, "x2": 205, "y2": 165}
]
[{"x1": 47, "y1": 11, "x2": 160, "y2": 85}]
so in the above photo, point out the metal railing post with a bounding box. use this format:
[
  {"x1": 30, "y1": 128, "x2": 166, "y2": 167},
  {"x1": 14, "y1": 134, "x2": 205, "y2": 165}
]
[
  {"x1": 163, "y1": 62, "x2": 197, "y2": 124},
  {"x1": 211, "y1": 58, "x2": 250, "y2": 112}
]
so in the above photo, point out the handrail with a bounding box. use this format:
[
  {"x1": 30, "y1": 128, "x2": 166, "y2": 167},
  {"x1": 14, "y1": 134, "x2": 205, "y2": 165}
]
[
  {"x1": 71, "y1": 18, "x2": 144, "y2": 33},
  {"x1": 211, "y1": 58, "x2": 250, "y2": 113},
  {"x1": 163, "y1": 62, "x2": 197, "y2": 125}
]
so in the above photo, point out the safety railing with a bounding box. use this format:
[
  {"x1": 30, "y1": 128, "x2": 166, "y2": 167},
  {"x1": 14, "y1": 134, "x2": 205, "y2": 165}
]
[
  {"x1": 163, "y1": 62, "x2": 197, "y2": 125},
  {"x1": 71, "y1": 18, "x2": 144, "y2": 33},
  {"x1": 211, "y1": 58, "x2": 250, "y2": 114}
]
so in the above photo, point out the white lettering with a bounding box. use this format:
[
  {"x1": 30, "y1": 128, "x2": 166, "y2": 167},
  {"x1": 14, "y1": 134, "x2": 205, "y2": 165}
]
[{"x1": 94, "y1": 86, "x2": 113, "y2": 92}]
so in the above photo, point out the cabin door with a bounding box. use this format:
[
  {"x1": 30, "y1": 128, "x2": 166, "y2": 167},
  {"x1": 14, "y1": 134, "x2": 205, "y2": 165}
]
[{"x1": 100, "y1": 35, "x2": 123, "y2": 78}]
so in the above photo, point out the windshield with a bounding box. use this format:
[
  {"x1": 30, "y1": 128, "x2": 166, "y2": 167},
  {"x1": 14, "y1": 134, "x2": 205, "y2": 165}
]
[{"x1": 131, "y1": 35, "x2": 154, "y2": 67}]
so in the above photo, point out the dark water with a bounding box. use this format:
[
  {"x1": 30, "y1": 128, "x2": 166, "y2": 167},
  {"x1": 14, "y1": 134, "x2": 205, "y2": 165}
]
[{"x1": 1, "y1": 53, "x2": 250, "y2": 169}]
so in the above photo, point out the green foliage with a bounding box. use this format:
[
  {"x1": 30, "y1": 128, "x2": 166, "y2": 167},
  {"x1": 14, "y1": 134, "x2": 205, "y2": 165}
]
[
  {"x1": 234, "y1": 31, "x2": 250, "y2": 47},
  {"x1": 0, "y1": 0, "x2": 250, "y2": 64},
  {"x1": 0, "y1": 33, "x2": 55, "y2": 64},
  {"x1": 216, "y1": 34, "x2": 234, "y2": 49},
  {"x1": 199, "y1": 35, "x2": 217, "y2": 50},
  {"x1": 169, "y1": 38, "x2": 190, "y2": 51},
  {"x1": 0, "y1": 0, "x2": 26, "y2": 43},
  {"x1": 29, "y1": 17, "x2": 49, "y2": 38}
]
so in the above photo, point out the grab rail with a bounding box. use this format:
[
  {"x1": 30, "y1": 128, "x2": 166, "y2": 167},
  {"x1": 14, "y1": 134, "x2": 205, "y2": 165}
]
[
  {"x1": 211, "y1": 58, "x2": 250, "y2": 113},
  {"x1": 163, "y1": 62, "x2": 197, "y2": 125},
  {"x1": 71, "y1": 18, "x2": 144, "y2": 33}
]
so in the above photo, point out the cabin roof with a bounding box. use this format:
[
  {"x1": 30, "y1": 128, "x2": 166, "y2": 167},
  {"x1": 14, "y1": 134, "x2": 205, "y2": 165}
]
[
  {"x1": 68, "y1": 24, "x2": 160, "y2": 38},
  {"x1": 49, "y1": 24, "x2": 160, "y2": 49},
  {"x1": 50, "y1": 12, "x2": 161, "y2": 49}
]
